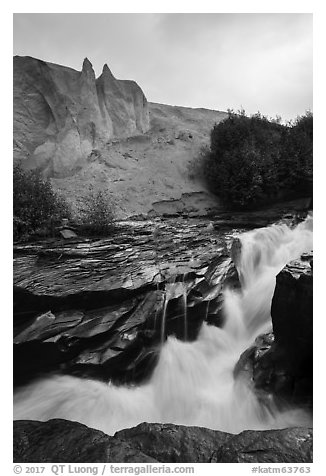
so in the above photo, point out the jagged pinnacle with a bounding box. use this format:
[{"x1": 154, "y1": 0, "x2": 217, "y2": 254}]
[
  {"x1": 102, "y1": 63, "x2": 115, "y2": 78},
  {"x1": 82, "y1": 57, "x2": 94, "y2": 72}
]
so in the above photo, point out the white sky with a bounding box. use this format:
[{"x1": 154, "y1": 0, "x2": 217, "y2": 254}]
[{"x1": 13, "y1": 13, "x2": 312, "y2": 121}]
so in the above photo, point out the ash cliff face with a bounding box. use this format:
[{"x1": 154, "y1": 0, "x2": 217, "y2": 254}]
[
  {"x1": 13, "y1": 56, "x2": 150, "y2": 176},
  {"x1": 14, "y1": 55, "x2": 227, "y2": 217}
]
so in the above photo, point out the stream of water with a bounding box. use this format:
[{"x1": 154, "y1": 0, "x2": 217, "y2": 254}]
[{"x1": 13, "y1": 215, "x2": 313, "y2": 435}]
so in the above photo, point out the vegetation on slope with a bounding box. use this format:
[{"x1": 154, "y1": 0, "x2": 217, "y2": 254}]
[
  {"x1": 77, "y1": 188, "x2": 115, "y2": 236},
  {"x1": 13, "y1": 165, "x2": 71, "y2": 241},
  {"x1": 13, "y1": 165, "x2": 115, "y2": 241},
  {"x1": 196, "y1": 110, "x2": 313, "y2": 209}
]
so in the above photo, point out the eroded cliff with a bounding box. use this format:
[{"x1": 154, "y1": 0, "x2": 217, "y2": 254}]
[
  {"x1": 13, "y1": 56, "x2": 227, "y2": 217},
  {"x1": 14, "y1": 56, "x2": 150, "y2": 177}
]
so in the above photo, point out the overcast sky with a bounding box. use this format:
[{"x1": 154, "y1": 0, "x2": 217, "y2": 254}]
[{"x1": 13, "y1": 13, "x2": 312, "y2": 121}]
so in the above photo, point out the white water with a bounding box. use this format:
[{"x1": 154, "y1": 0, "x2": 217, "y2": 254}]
[{"x1": 14, "y1": 216, "x2": 313, "y2": 435}]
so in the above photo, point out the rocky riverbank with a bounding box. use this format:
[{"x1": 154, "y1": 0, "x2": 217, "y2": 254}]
[
  {"x1": 13, "y1": 207, "x2": 306, "y2": 386},
  {"x1": 13, "y1": 206, "x2": 313, "y2": 463}
]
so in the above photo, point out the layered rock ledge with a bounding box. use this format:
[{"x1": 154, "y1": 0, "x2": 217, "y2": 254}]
[{"x1": 14, "y1": 218, "x2": 241, "y2": 386}]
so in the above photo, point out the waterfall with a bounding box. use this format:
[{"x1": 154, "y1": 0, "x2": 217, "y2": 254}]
[{"x1": 13, "y1": 215, "x2": 313, "y2": 436}]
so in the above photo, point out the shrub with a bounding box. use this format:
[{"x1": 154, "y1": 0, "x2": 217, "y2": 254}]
[
  {"x1": 13, "y1": 164, "x2": 71, "y2": 241},
  {"x1": 199, "y1": 110, "x2": 312, "y2": 209},
  {"x1": 77, "y1": 189, "x2": 115, "y2": 236},
  {"x1": 278, "y1": 112, "x2": 313, "y2": 195}
]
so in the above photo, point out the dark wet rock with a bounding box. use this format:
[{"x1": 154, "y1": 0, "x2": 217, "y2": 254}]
[
  {"x1": 13, "y1": 419, "x2": 157, "y2": 463},
  {"x1": 230, "y1": 237, "x2": 242, "y2": 268},
  {"x1": 258, "y1": 256, "x2": 312, "y2": 404},
  {"x1": 14, "y1": 292, "x2": 165, "y2": 385},
  {"x1": 235, "y1": 255, "x2": 313, "y2": 406},
  {"x1": 13, "y1": 218, "x2": 240, "y2": 386},
  {"x1": 216, "y1": 427, "x2": 313, "y2": 463},
  {"x1": 14, "y1": 419, "x2": 313, "y2": 463},
  {"x1": 13, "y1": 219, "x2": 234, "y2": 306},
  {"x1": 14, "y1": 209, "x2": 308, "y2": 388},
  {"x1": 115, "y1": 422, "x2": 232, "y2": 463},
  {"x1": 234, "y1": 333, "x2": 275, "y2": 380},
  {"x1": 271, "y1": 258, "x2": 313, "y2": 356}
]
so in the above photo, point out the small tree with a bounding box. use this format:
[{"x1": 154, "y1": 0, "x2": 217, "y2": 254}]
[{"x1": 78, "y1": 189, "x2": 115, "y2": 236}]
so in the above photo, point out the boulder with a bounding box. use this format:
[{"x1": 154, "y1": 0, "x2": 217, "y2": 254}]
[
  {"x1": 215, "y1": 427, "x2": 312, "y2": 463},
  {"x1": 13, "y1": 419, "x2": 157, "y2": 463},
  {"x1": 256, "y1": 256, "x2": 313, "y2": 404},
  {"x1": 271, "y1": 256, "x2": 313, "y2": 364},
  {"x1": 115, "y1": 422, "x2": 231, "y2": 463},
  {"x1": 235, "y1": 255, "x2": 313, "y2": 406}
]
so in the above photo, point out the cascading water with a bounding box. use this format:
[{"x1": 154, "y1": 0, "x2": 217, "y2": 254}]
[
  {"x1": 161, "y1": 279, "x2": 187, "y2": 342},
  {"x1": 13, "y1": 215, "x2": 313, "y2": 436},
  {"x1": 183, "y1": 290, "x2": 188, "y2": 341}
]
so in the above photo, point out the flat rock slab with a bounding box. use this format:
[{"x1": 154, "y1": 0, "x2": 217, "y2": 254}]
[{"x1": 14, "y1": 219, "x2": 235, "y2": 301}]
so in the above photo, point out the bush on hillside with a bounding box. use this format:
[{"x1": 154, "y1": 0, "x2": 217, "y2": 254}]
[
  {"x1": 278, "y1": 112, "x2": 313, "y2": 195},
  {"x1": 199, "y1": 110, "x2": 312, "y2": 209},
  {"x1": 13, "y1": 164, "x2": 71, "y2": 241},
  {"x1": 77, "y1": 189, "x2": 115, "y2": 236}
]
